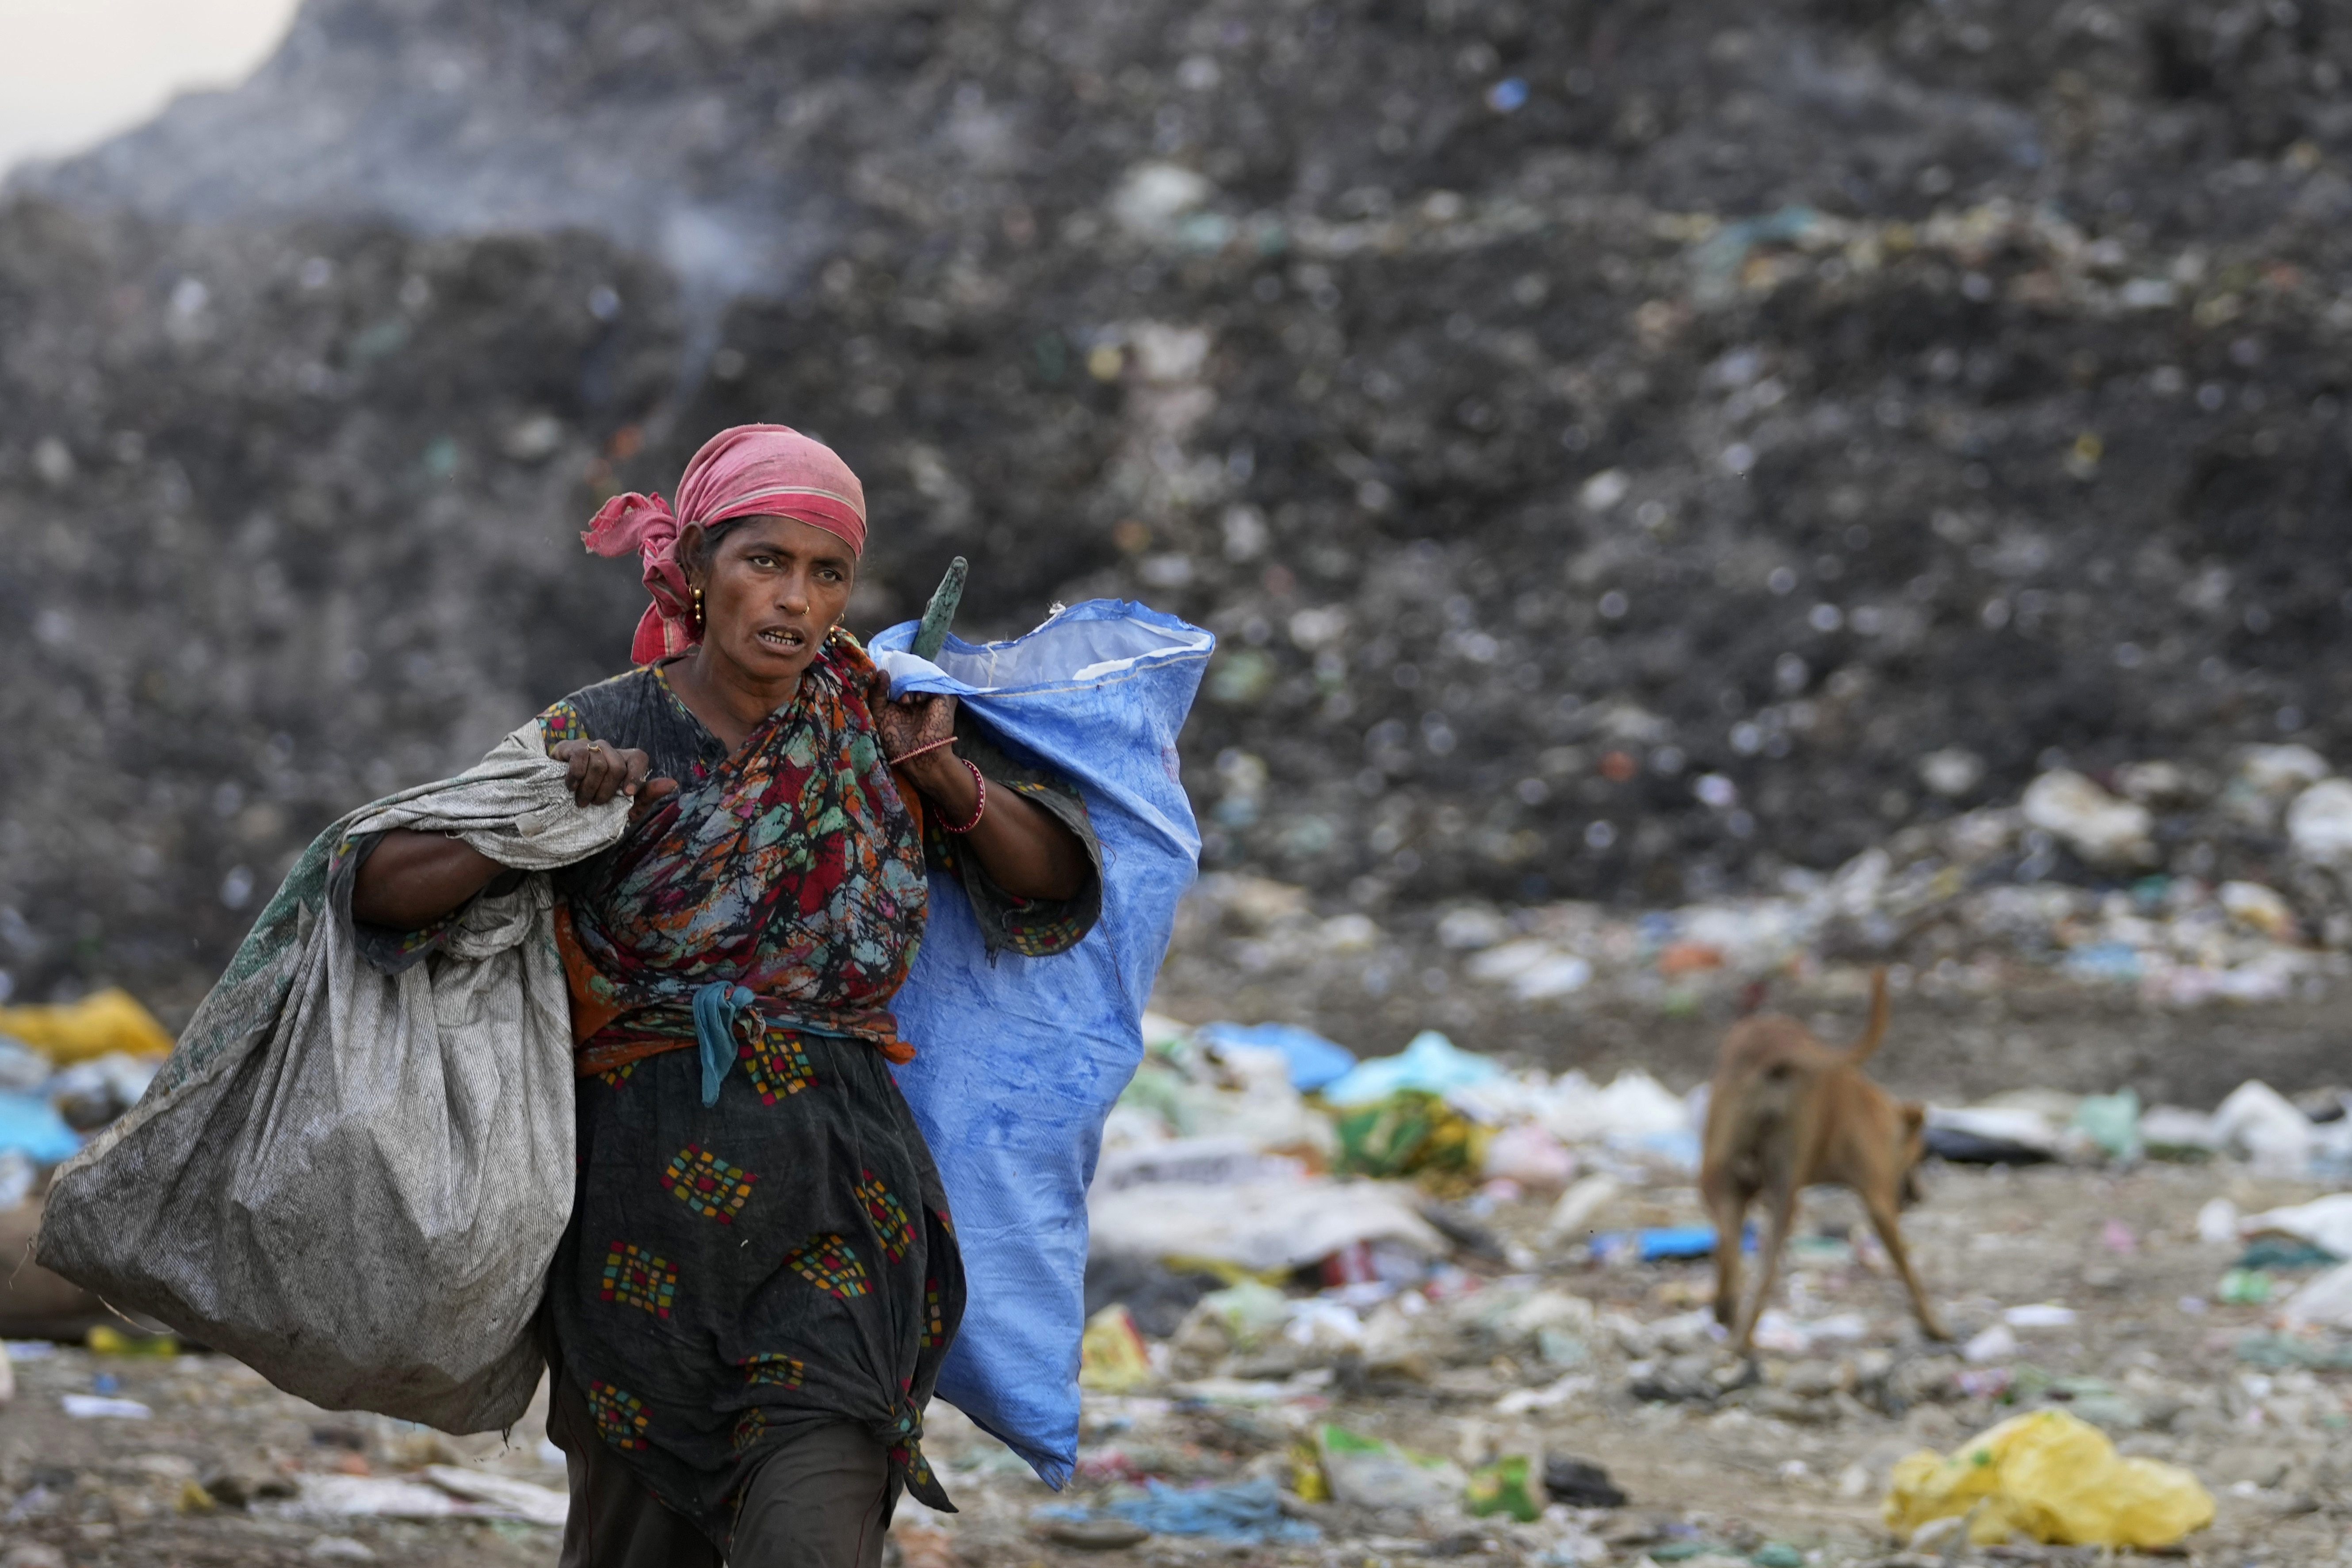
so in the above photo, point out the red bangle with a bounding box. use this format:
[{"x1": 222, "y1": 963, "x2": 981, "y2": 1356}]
[
  {"x1": 938, "y1": 759, "x2": 986, "y2": 834},
  {"x1": 886, "y1": 735, "x2": 956, "y2": 766}
]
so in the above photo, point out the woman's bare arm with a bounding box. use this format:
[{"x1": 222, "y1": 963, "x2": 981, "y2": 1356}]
[
  {"x1": 903, "y1": 753, "x2": 1090, "y2": 902},
  {"x1": 351, "y1": 832, "x2": 504, "y2": 929},
  {"x1": 349, "y1": 738, "x2": 676, "y2": 929}
]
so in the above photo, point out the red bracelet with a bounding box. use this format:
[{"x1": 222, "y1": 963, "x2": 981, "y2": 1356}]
[
  {"x1": 886, "y1": 735, "x2": 956, "y2": 766},
  {"x1": 939, "y1": 759, "x2": 986, "y2": 834}
]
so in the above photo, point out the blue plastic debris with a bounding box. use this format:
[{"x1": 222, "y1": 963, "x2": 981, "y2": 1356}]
[
  {"x1": 0, "y1": 1091, "x2": 80, "y2": 1164},
  {"x1": 1321, "y1": 1030, "x2": 1502, "y2": 1108},
  {"x1": 1485, "y1": 77, "x2": 1529, "y2": 113},
  {"x1": 1197, "y1": 1021, "x2": 1356, "y2": 1093},
  {"x1": 1591, "y1": 1224, "x2": 1758, "y2": 1264},
  {"x1": 1100, "y1": 1479, "x2": 1320, "y2": 1544}
]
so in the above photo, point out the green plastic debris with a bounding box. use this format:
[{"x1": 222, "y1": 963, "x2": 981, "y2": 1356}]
[
  {"x1": 2217, "y1": 1268, "x2": 2276, "y2": 1306},
  {"x1": 1751, "y1": 1545, "x2": 1805, "y2": 1568},
  {"x1": 2234, "y1": 1236, "x2": 2340, "y2": 1272},
  {"x1": 1331, "y1": 1090, "x2": 1488, "y2": 1182},
  {"x1": 2234, "y1": 1333, "x2": 2352, "y2": 1370},
  {"x1": 2069, "y1": 1089, "x2": 2142, "y2": 1162},
  {"x1": 1463, "y1": 1455, "x2": 1543, "y2": 1523}
]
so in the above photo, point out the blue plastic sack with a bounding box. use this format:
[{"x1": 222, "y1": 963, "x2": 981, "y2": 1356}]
[
  {"x1": 1196, "y1": 1021, "x2": 1356, "y2": 1092},
  {"x1": 870, "y1": 600, "x2": 1211, "y2": 1486}
]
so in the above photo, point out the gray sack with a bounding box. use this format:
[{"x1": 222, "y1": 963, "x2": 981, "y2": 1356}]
[{"x1": 36, "y1": 723, "x2": 627, "y2": 1431}]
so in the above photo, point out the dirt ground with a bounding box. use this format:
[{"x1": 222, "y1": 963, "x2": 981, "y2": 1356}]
[{"x1": 4, "y1": 1153, "x2": 2344, "y2": 1568}]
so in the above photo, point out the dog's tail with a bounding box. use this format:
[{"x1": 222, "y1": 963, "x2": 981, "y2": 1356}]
[{"x1": 1846, "y1": 965, "x2": 1890, "y2": 1064}]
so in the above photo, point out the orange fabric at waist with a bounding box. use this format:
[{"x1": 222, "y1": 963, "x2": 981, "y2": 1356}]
[{"x1": 554, "y1": 905, "x2": 913, "y2": 1077}]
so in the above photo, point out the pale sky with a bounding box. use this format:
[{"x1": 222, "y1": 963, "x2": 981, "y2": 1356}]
[{"x1": 0, "y1": 0, "x2": 299, "y2": 173}]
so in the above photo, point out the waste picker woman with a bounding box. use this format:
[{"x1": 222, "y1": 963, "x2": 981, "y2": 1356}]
[{"x1": 346, "y1": 425, "x2": 1101, "y2": 1566}]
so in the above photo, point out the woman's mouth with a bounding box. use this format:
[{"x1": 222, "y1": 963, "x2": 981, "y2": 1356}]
[{"x1": 756, "y1": 627, "x2": 807, "y2": 651}]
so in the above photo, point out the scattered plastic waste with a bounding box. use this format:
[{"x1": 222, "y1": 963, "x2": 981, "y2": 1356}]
[
  {"x1": 419, "y1": 1466, "x2": 568, "y2": 1528},
  {"x1": 1463, "y1": 939, "x2": 1593, "y2": 1000},
  {"x1": 1963, "y1": 1323, "x2": 2019, "y2": 1364},
  {"x1": 46, "y1": 1053, "x2": 159, "y2": 1132},
  {"x1": 0, "y1": 1040, "x2": 49, "y2": 1093},
  {"x1": 2216, "y1": 1269, "x2": 2274, "y2": 1305},
  {"x1": 1591, "y1": 1225, "x2": 1751, "y2": 1264},
  {"x1": 2068, "y1": 1090, "x2": 2141, "y2": 1162},
  {"x1": 288, "y1": 1474, "x2": 478, "y2": 1520},
  {"x1": 0, "y1": 1093, "x2": 80, "y2": 1165},
  {"x1": 1321, "y1": 1031, "x2": 1503, "y2": 1108},
  {"x1": 2232, "y1": 1331, "x2": 2352, "y2": 1369},
  {"x1": 1089, "y1": 1173, "x2": 1444, "y2": 1274},
  {"x1": 2196, "y1": 1197, "x2": 2240, "y2": 1244},
  {"x1": 1924, "y1": 1105, "x2": 2063, "y2": 1164},
  {"x1": 1196, "y1": 1021, "x2": 1356, "y2": 1092},
  {"x1": 1541, "y1": 1455, "x2": 1625, "y2": 1507},
  {"x1": 2021, "y1": 770, "x2": 2152, "y2": 865},
  {"x1": 61, "y1": 1393, "x2": 151, "y2": 1419},
  {"x1": 1315, "y1": 1425, "x2": 1465, "y2": 1511},
  {"x1": 2002, "y1": 1303, "x2": 2078, "y2": 1329},
  {"x1": 1462, "y1": 1454, "x2": 1543, "y2": 1522},
  {"x1": 2211, "y1": 1081, "x2": 2316, "y2": 1175},
  {"x1": 1089, "y1": 1479, "x2": 1318, "y2": 1543},
  {"x1": 2241, "y1": 1194, "x2": 2352, "y2": 1258},
  {"x1": 1078, "y1": 1304, "x2": 1155, "y2": 1393},
  {"x1": 1537, "y1": 1070, "x2": 1688, "y2": 1145},
  {"x1": 0, "y1": 1149, "x2": 34, "y2": 1211},
  {"x1": 2234, "y1": 1237, "x2": 2337, "y2": 1271},
  {"x1": 0, "y1": 989, "x2": 173, "y2": 1063},
  {"x1": 2143, "y1": 1106, "x2": 2221, "y2": 1161},
  {"x1": 86, "y1": 1325, "x2": 177, "y2": 1357},
  {"x1": 1883, "y1": 1408, "x2": 2214, "y2": 1549},
  {"x1": 1540, "y1": 1174, "x2": 1624, "y2": 1247},
  {"x1": 1333, "y1": 1091, "x2": 1488, "y2": 1182},
  {"x1": 2281, "y1": 1259, "x2": 2352, "y2": 1329},
  {"x1": 1481, "y1": 1121, "x2": 1576, "y2": 1190}
]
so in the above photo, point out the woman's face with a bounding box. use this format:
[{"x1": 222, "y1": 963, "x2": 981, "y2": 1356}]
[{"x1": 687, "y1": 514, "x2": 857, "y2": 687}]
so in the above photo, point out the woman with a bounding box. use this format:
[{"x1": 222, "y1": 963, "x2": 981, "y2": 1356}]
[{"x1": 349, "y1": 425, "x2": 1099, "y2": 1567}]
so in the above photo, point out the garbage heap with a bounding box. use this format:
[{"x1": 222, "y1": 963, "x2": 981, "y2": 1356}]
[
  {"x1": 13, "y1": 0, "x2": 2352, "y2": 1009},
  {"x1": 1159, "y1": 743, "x2": 2352, "y2": 1093},
  {"x1": 1050, "y1": 1007, "x2": 2351, "y2": 1561}
]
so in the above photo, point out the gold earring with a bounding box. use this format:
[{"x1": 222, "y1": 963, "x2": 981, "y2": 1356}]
[{"x1": 692, "y1": 587, "x2": 705, "y2": 630}]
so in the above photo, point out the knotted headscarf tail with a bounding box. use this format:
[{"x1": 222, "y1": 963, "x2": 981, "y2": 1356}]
[{"x1": 581, "y1": 424, "x2": 869, "y2": 665}]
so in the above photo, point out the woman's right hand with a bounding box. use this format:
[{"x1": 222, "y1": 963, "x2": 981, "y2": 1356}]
[{"x1": 551, "y1": 739, "x2": 677, "y2": 821}]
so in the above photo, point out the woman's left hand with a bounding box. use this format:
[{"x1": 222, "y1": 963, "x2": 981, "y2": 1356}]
[{"x1": 868, "y1": 672, "x2": 957, "y2": 765}]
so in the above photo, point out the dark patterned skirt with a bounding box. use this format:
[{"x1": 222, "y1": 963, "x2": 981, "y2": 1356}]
[{"x1": 545, "y1": 1019, "x2": 964, "y2": 1550}]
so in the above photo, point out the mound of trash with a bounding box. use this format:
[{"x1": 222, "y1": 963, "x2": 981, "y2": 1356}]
[{"x1": 8, "y1": 0, "x2": 2352, "y2": 1004}]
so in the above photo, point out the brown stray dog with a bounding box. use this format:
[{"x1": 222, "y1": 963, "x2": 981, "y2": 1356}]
[{"x1": 1699, "y1": 968, "x2": 1948, "y2": 1351}]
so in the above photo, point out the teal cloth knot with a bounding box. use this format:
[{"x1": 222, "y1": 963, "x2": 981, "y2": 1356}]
[{"x1": 692, "y1": 982, "x2": 757, "y2": 1107}]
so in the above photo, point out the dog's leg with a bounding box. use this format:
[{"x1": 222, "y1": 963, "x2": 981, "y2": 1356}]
[
  {"x1": 1705, "y1": 1179, "x2": 1748, "y2": 1331},
  {"x1": 1862, "y1": 1187, "x2": 1948, "y2": 1341},
  {"x1": 1731, "y1": 1183, "x2": 1800, "y2": 1354}
]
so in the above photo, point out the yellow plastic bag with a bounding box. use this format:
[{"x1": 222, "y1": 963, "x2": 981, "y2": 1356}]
[
  {"x1": 1883, "y1": 1408, "x2": 2214, "y2": 1549},
  {"x1": 1077, "y1": 1304, "x2": 1155, "y2": 1393},
  {"x1": 0, "y1": 988, "x2": 172, "y2": 1063}
]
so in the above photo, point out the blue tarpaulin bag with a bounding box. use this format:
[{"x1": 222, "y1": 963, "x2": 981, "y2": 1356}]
[{"x1": 869, "y1": 600, "x2": 1211, "y2": 1485}]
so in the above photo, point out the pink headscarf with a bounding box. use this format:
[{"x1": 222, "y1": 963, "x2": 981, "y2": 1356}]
[{"x1": 581, "y1": 424, "x2": 868, "y2": 665}]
